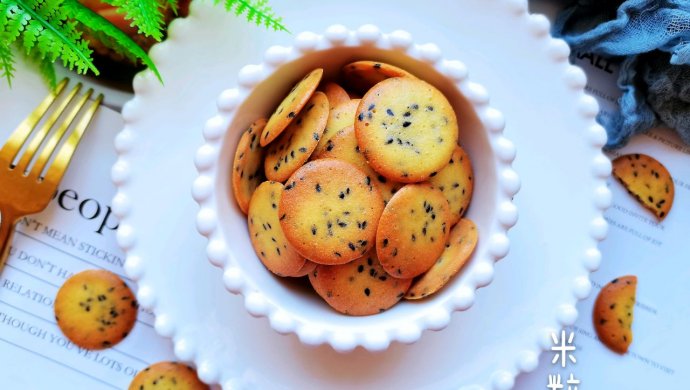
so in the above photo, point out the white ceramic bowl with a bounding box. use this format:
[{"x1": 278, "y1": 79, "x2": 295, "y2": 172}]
[{"x1": 193, "y1": 25, "x2": 520, "y2": 352}]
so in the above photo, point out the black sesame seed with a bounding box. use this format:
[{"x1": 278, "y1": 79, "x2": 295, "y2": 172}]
[
  {"x1": 364, "y1": 288, "x2": 371, "y2": 296},
  {"x1": 402, "y1": 121, "x2": 412, "y2": 128},
  {"x1": 386, "y1": 108, "x2": 394, "y2": 116}
]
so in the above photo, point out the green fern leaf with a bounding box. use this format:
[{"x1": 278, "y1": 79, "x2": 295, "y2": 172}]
[
  {"x1": 63, "y1": 0, "x2": 162, "y2": 82},
  {"x1": 0, "y1": 42, "x2": 15, "y2": 87},
  {"x1": 220, "y1": 0, "x2": 288, "y2": 32},
  {"x1": 99, "y1": 0, "x2": 165, "y2": 40}
]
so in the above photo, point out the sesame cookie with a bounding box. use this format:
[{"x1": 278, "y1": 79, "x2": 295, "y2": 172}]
[
  {"x1": 309, "y1": 248, "x2": 412, "y2": 315},
  {"x1": 376, "y1": 183, "x2": 451, "y2": 279},
  {"x1": 129, "y1": 361, "x2": 208, "y2": 390},
  {"x1": 405, "y1": 218, "x2": 477, "y2": 299},
  {"x1": 342, "y1": 60, "x2": 415, "y2": 94},
  {"x1": 279, "y1": 159, "x2": 384, "y2": 265},
  {"x1": 612, "y1": 153, "x2": 674, "y2": 220},
  {"x1": 322, "y1": 82, "x2": 350, "y2": 108},
  {"x1": 355, "y1": 77, "x2": 458, "y2": 183},
  {"x1": 261, "y1": 68, "x2": 323, "y2": 146},
  {"x1": 264, "y1": 91, "x2": 329, "y2": 182},
  {"x1": 593, "y1": 275, "x2": 637, "y2": 354},
  {"x1": 429, "y1": 145, "x2": 474, "y2": 225},
  {"x1": 232, "y1": 118, "x2": 267, "y2": 214},
  {"x1": 313, "y1": 125, "x2": 402, "y2": 205},
  {"x1": 54, "y1": 269, "x2": 137, "y2": 350},
  {"x1": 248, "y1": 181, "x2": 307, "y2": 277},
  {"x1": 312, "y1": 99, "x2": 360, "y2": 157}
]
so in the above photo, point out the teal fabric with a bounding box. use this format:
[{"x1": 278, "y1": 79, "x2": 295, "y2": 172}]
[{"x1": 552, "y1": 0, "x2": 690, "y2": 148}]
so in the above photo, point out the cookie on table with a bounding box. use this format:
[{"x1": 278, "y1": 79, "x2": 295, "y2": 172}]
[
  {"x1": 342, "y1": 60, "x2": 415, "y2": 94},
  {"x1": 322, "y1": 82, "x2": 350, "y2": 108},
  {"x1": 264, "y1": 91, "x2": 329, "y2": 182},
  {"x1": 248, "y1": 181, "x2": 307, "y2": 277},
  {"x1": 593, "y1": 275, "x2": 637, "y2": 354},
  {"x1": 232, "y1": 118, "x2": 267, "y2": 214},
  {"x1": 309, "y1": 248, "x2": 412, "y2": 315},
  {"x1": 313, "y1": 125, "x2": 402, "y2": 205},
  {"x1": 54, "y1": 269, "x2": 137, "y2": 350},
  {"x1": 261, "y1": 68, "x2": 323, "y2": 146},
  {"x1": 312, "y1": 99, "x2": 360, "y2": 157},
  {"x1": 129, "y1": 361, "x2": 208, "y2": 390},
  {"x1": 612, "y1": 153, "x2": 674, "y2": 220},
  {"x1": 429, "y1": 145, "x2": 474, "y2": 226},
  {"x1": 355, "y1": 77, "x2": 459, "y2": 183},
  {"x1": 405, "y1": 218, "x2": 478, "y2": 299},
  {"x1": 376, "y1": 183, "x2": 452, "y2": 279},
  {"x1": 279, "y1": 159, "x2": 384, "y2": 265}
]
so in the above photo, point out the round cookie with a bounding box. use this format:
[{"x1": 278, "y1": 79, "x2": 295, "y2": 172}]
[
  {"x1": 232, "y1": 118, "x2": 267, "y2": 214},
  {"x1": 264, "y1": 91, "x2": 329, "y2": 182},
  {"x1": 279, "y1": 159, "x2": 384, "y2": 265},
  {"x1": 593, "y1": 275, "x2": 637, "y2": 354},
  {"x1": 129, "y1": 361, "x2": 208, "y2": 390},
  {"x1": 313, "y1": 125, "x2": 402, "y2": 205},
  {"x1": 309, "y1": 248, "x2": 412, "y2": 315},
  {"x1": 342, "y1": 60, "x2": 415, "y2": 94},
  {"x1": 261, "y1": 68, "x2": 323, "y2": 146},
  {"x1": 312, "y1": 99, "x2": 360, "y2": 157},
  {"x1": 376, "y1": 183, "x2": 452, "y2": 279},
  {"x1": 248, "y1": 181, "x2": 307, "y2": 277},
  {"x1": 429, "y1": 145, "x2": 474, "y2": 226},
  {"x1": 612, "y1": 153, "x2": 674, "y2": 220},
  {"x1": 322, "y1": 82, "x2": 350, "y2": 108},
  {"x1": 355, "y1": 77, "x2": 459, "y2": 183},
  {"x1": 405, "y1": 218, "x2": 478, "y2": 299},
  {"x1": 54, "y1": 269, "x2": 137, "y2": 350}
]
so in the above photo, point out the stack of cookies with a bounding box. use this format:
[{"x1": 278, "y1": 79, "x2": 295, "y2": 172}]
[{"x1": 232, "y1": 61, "x2": 478, "y2": 316}]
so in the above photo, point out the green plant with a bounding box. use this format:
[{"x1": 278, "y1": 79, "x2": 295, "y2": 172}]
[{"x1": 0, "y1": 0, "x2": 287, "y2": 87}]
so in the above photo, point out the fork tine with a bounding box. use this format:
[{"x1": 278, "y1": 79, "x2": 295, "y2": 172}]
[
  {"x1": 43, "y1": 93, "x2": 103, "y2": 184},
  {"x1": 31, "y1": 87, "x2": 94, "y2": 178},
  {"x1": 14, "y1": 82, "x2": 83, "y2": 173},
  {"x1": 0, "y1": 78, "x2": 69, "y2": 166}
]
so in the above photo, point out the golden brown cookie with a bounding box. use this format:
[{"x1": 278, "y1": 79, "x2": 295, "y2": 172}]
[
  {"x1": 312, "y1": 99, "x2": 360, "y2": 157},
  {"x1": 129, "y1": 361, "x2": 208, "y2": 390},
  {"x1": 279, "y1": 159, "x2": 384, "y2": 265},
  {"x1": 322, "y1": 82, "x2": 350, "y2": 108},
  {"x1": 309, "y1": 248, "x2": 412, "y2": 315},
  {"x1": 54, "y1": 269, "x2": 137, "y2": 350},
  {"x1": 313, "y1": 125, "x2": 402, "y2": 205},
  {"x1": 232, "y1": 118, "x2": 267, "y2": 214},
  {"x1": 342, "y1": 60, "x2": 415, "y2": 94},
  {"x1": 593, "y1": 275, "x2": 637, "y2": 354},
  {"x1": 429, "y1": 145, "x2": 474, "y2": 226},
  {"x1": 261, "y1": 68, "x2": 323, "y2": 146},
  {"x1": 376, "y1": 183, "x2": 452, "y2": 279},
  {"x1": 612, "y1": 153, "x2": 674, "y2": 220},
  {"x1": 355, "y1": 77, "x2": 458, "y2": 183},
  {"x1": 405, "y1": 218, "x2": 478, "y2": 299},
  {"x1": 248, "y1": 181, "x2": 307, "y2": 277},
  {"x1": 264, "y1": 92, "x2": 329, "y2": 182}
]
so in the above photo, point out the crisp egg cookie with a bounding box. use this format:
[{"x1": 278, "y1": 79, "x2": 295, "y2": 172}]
[
  {"x1": 261, "y1": 68, "x2": 323, "y2": 146},
  {"x1": 129, "y1": 361, "x2": 208, "y2": 390},
  {"x1": 355, "y1": 77, "x2": 458, "y2": 183},
  {"x1": 322, "y1": 82, "x2": 350, "y2": 108},
  {"x1": 313, "y1": 125, "x2": 402, "y2": 205},
  {"x1": 232, "y1": 118, "x2": 267, "y2": 214},
  {"x1": 248, "y1": 181, "x2": 307, "y2": 277},
  {"x1": 612, "y1": 153, "x2": 674, "y2": 220},
  {"x1": 593, "y1": 275, "x2": 637, "y2": 354},
  {"x1": 309, "y1": 248, "x2": 412, "y2": 316},
  {"x1": 264, "y1": 91, "x2": 329, "y2": 182},
  {"x1": 405, "y1": 218, "x2": 477, "y2": 299},
  {"x1": 312, "y1": 99, "x2": 360, "y2": 157},
  {"x1": 376, "y1": 183, "x2": 451, "y2": 279},
  {"x1": 429, "y1": 145, "x2": 474, "y2": 226},
  {"x1": 342, "y1": 60, "x2": 415, "y2": 94},
  {"x1": 279, "y1": 159, "x2": 384, "y2": 265},
  {"x1": 54, "y1": 269, "x2": 137, "y2": 350}
]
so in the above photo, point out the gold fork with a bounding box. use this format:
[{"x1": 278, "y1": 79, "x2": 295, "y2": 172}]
[{"x1": 0, "y1": 78, "x2": 103, "y2": 271}]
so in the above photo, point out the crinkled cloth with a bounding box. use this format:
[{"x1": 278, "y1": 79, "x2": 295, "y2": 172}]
[{"x1": 552, "y1": 0, "x2": 690, "y2": 148}]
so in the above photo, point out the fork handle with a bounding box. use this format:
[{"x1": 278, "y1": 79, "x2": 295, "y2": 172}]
[{"x1": 0, "y1": 210, "x2": 17, "y2": 273}]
